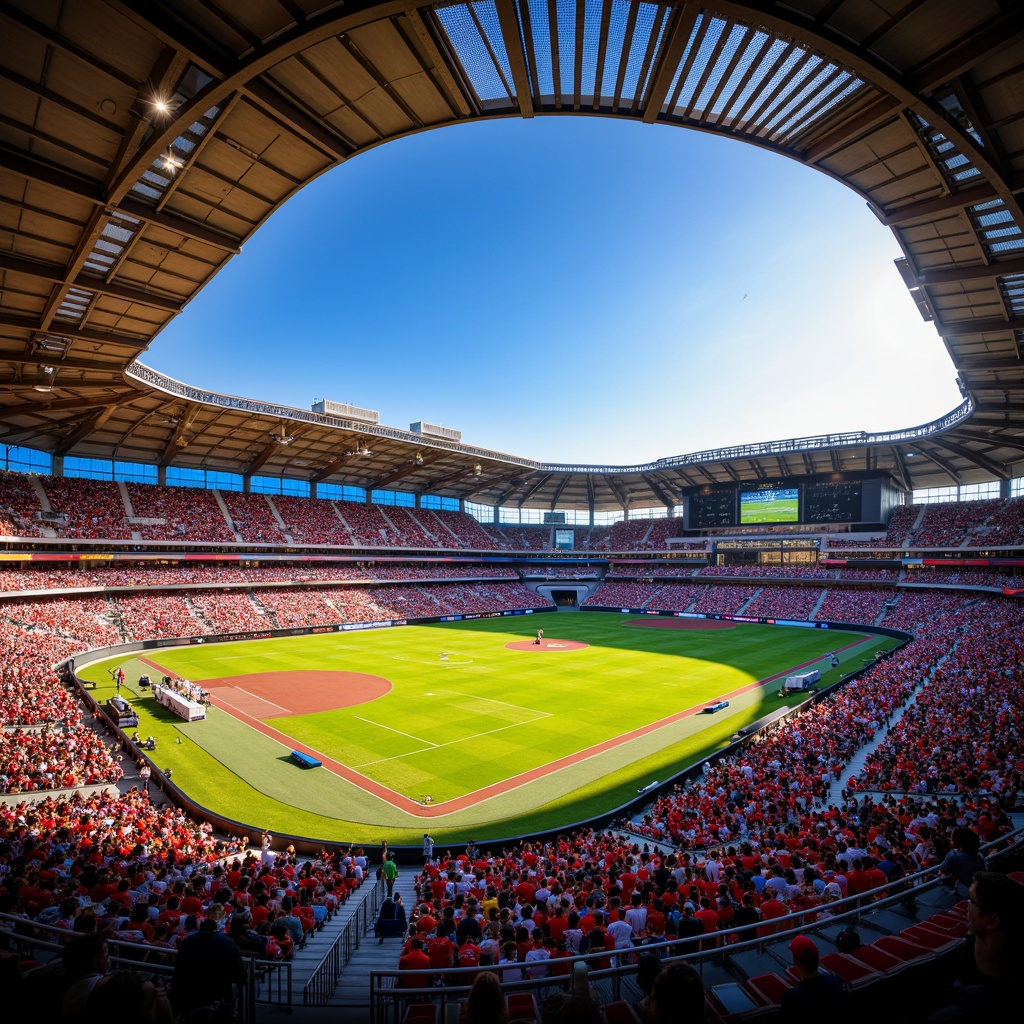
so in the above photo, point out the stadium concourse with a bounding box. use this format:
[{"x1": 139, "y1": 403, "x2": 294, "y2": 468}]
[{"x1": 0, "y1": 474, "x2": 1021, "y2": 1020}]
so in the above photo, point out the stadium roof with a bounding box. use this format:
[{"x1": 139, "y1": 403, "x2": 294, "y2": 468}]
[{"x1": 1, "y1": 0, "x2": 1023, "y2": 513}]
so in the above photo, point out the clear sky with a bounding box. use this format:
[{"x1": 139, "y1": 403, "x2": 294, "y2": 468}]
[{"x1": 150, "y1": 115, "x2": 963, "y2": 467}]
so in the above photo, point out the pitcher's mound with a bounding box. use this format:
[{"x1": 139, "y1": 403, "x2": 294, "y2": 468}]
[{"x1": 504, "y1": 639, "x2": 590, "y2": 652}]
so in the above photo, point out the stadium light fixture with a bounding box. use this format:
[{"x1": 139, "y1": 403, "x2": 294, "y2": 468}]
[{"x1": 473, "y1": 463, "x2": 482, "y2": 476}]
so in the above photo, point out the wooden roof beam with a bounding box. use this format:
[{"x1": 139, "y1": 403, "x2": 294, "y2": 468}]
[
  {"x1": 242, "y1": 82, "x2": 353, "y2": 162},
  {"x1": 909, "y1": 7, "x2": 1024, "y2": 94},
  {"x1": 641, "y1": 473, "x2": 676, "y2": 509},
  {"x1": 940, "y1": 315, "x2": 1024, "y2": 338},
  {"x1": 0, "y1": 144, "x2": 243, "y2": 253},
  {"x1": 0, "y1": 253, "x2": 184, "y2": 314},
  {"x1": 926, "y1": 438, "x2": 1011, "y2": 480},
  {"x1": 0, "y1": 391, "x2": 136, "y2": 418},
  {"x1": 918, "y1": 255, "x2": 1024, "y2": 286},
  {"x1": 366, "y1": 450, "x2": 447, "y2": 491},
  {"x1": 493, "y1": 0, "x2": 534, "y2": 116},
  {"x1": 54, "y1": 400, "x2": 130, "y2": 456},
  {"x1": 880, "y1": 182, "x2": 1003, "y2": 226},
  {"x1": 642, "y1": 4, "x2": 701, "y2": 124}
]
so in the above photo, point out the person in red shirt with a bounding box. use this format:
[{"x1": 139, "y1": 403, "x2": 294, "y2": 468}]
[
  {"x1": 398, "y1": 938, "x2": 431, "y2": 990},
  {"x1": 427, "y1": 921, "x2": 456, "y2": 975},
  {"x1": 457, "y1": 938, "x2": 482, "y2": 970}
]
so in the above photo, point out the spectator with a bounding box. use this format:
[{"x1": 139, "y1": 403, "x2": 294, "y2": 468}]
[{"x1": 780, "y1": 934, "x2": 847, "y2": 1022}]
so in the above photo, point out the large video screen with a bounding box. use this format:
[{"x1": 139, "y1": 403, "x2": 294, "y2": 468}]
[
  {"x1": 740, "y1": 485, "x2": 799, "y2": 524},
  {"x1": 689, "y1": 488, "x2": 736, "y2": 528},
  {"x1": 804, "y1": 480, "x2": 863, "y2": 523}
]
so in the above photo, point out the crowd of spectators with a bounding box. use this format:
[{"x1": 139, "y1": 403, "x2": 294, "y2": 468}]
[
  {"x1": 814, "y1": 587, "x2": 895, "y2": 624},
  {"x1": 911, "y1": 500, "x2": 1003, "y2": 548},
  {"x1": 691, "y1": 585, "x2": 759, "y2": 615},
  {"x1": 0, "y1": 469, "x2": 46, "y2": 537},
  {"x1": 885, "y1": 505, "x2": 920, "y2": 546},
  {"x1": 220, "y1": 492, "x2": 286, "y2": 545},
  {"x1": 42, "y1": 477, "x2": 133, "y2": 541},
  {"x1": 272, "y1": 494, "x2": 354, "y2": 545},
  {"x1": 607, "y1": 565, "x2": 700, "y2": 579},
  {"x1": 0, "y1": 723, "x2": 123, "y2": 794},
  {"x1": 115, "y1": 593, "x2": 201, "y2": 641},
  {"x1": 743, "y1": 586, "x2": 824, "y2": 620},
  {"x1": 696, "y1": 565, "x2": 834, "y2": 580},
  {"x1": 125, "y1": 483, "x2": 236, "y2": 543},
  {"x1": 0, "y1": 786, "x2": 372, "y2": 969},
  {"x1": 851, "y1": 598, "x2": 1024, "y2": 801}
]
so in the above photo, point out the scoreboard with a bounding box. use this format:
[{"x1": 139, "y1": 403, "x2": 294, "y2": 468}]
[{"x1": 681, "y1": 474, "x2": 899, "y2": 530}]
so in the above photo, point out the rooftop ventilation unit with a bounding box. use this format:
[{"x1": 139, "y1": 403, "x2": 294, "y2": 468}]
[
  {"x1": 312, "y1": 399, "x2": 379, "y2": 424},
  {"x1": 410, "y1": 421, "x2": 462, "y2": 442}
]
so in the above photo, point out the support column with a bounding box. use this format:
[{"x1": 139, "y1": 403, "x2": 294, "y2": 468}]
[
  {"x1": 52, "y1": 454, "x2": 64, "y2": 477},
  {"x1": 157, "y1": 466, "x2": 166, "y2": 486}
]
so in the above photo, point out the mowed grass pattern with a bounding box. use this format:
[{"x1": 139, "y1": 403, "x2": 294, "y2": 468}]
[{"x1": 80, "y1": 615, "x2": 884, "y2": 841}]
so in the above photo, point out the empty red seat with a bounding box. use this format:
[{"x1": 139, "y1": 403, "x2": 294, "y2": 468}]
[
  {"x1": 917, "y1": 913, "x2": 969, "y2": 938},
  {"x1": 849, "y1": 942, "x2": 908, "y2": 975},
  {"x1": 744, "y1": 972, "x2": 793, "y2": 1006},
  {"x1": 506, "y1": 992, "x2": 540, "y2": 1023},
  {"x1": 819, "y1": 952, "x2": 881, "y2": 987},
  {"x1": 601, "y1": 1002, "x2": 642, "y2": 1023},
  {"x1": 900, "y1": 924, "x2": 962, "y2": 953},
  {"x1": 874, "y1": 935, "x2": 935, "y2": 965}
]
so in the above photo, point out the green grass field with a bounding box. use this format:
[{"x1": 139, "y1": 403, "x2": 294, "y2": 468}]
[
  {"x1": 79, "y1": 614, "x2": 885, "y2": 845},
  {"x1": 740, "y1": 497, "x2": 799, "y2": 524}
]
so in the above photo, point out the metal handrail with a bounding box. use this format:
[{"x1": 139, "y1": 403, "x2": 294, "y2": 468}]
[
  {"x1": 303, "y1": 878, "x2": 386, "y2": 1004},
  {"x1": 367, "y1": 824, "x2": 1023, "y2": 1022}
]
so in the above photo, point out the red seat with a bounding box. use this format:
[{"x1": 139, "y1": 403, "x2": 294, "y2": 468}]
[
  {"x1": 506, "y1": 992, "x2": 540, "y2": 1023},
  {"x1": 917, "y1": 913, "x2": 968, "y2": 938},
  {"x1": 899, "y1": 924, "x2": 961, "y2": 953},
  {"x1": 744, "y1": 972, "x2": 793, "y2": 1006},
  {"x1": 601, "y1": 1002, "x2": 642, "y2": 1023},
  {"x1": 874, "y1": 935, "x2": 935, "y2": 965},
  {"x1": 848, "y1": 943, "x2": 908, "y2": 975},
  {"x1": 820, "y1": 952, "x2": 881, "y2": 987}
]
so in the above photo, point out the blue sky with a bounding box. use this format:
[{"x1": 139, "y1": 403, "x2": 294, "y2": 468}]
[{"x1": 151, "y1": 115, "x2": 962, "y2": 466}]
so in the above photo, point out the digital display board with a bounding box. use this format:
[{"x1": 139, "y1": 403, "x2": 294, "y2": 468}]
[
  {"x1": 740, "y1": 484, "x2": 799, "y2": 524},
  {"x1": 804, "y1": 480, "x2": 863, "y2": 523},
  {"x1": 689, "y1": 488, "x2": 735, "y2": 528},
  {"x1": 554, "y1": 529, "x2": 574, "y2": 550}
]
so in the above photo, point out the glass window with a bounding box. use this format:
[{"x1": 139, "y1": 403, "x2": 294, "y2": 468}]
[
  {"x1": 594, "y1": 509, "x2": 625, "y2": 525},
  {"x1": 342, "y1": 485, "x2": 366, "y2": 503},
  {"x1": 465, "y1": 501, "x2": 493, "y2": 522},
  {"x1": 958, "y1": 481, "x2": 1000, "y2": 500},
  {"x1": 251, "y1": 476, "x2": 282, "y2": 494},
  {"x1": 166, "y1": 467, "x2": 207, "y2": 489},
  {"x1": 318, "y1": 483, "x2": 342, "y2": 501},
  {"x1": 1, "y1": 445, "x2": 52, "y2": 474},
  {"x1": 282, "y1": 478, "x2": 310, "y2": 498},
  {"x1": 114, "y1": 461, "x2": 157, "y2": 484},
  {"x1": 64, "y1": 456, "x2": 113, "y2": 480},
  {"x1": 207, "y1": 471, "x2": 242, "y2": 492},
  {"x1": 1012, "y1": 477, "x2": 1023, "y2": 498},
  {"x1": 420, "y1": 495, "x2": 442, "y2": 509}
]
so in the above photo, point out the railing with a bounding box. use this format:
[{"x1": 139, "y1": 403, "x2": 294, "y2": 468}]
[
  {"x1": 367, "y1": 824, "x2": 1023, "y2": 1023},
  {"x1": 0, "y1": 925, "x2": 260, "y2": 1022},
  {"x1": 304, "y1": 878, "x2": 386, "y2": 1004},
  {"x1": 126, "y1": 362, "x2": 540, "y2": 469}
]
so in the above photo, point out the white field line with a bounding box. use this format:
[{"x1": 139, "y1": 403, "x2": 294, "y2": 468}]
[
  {"x1": 442, "y1": 690, "x2": 546, "y2": 715},
  {"x1": 352, "y1": 711, "x2": 552, "y2": 769},
  {"x1": 352, "y1": 717, "x2": 437, "y2": 747},
  {"x1": 230, "y1": 687, "x2": 292, "y2": 715}
]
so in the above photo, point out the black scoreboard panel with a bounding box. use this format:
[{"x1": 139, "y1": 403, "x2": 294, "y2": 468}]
[
  {"x1": 803, "y1": 480, "x2": 863, "y2": 523},
  {"x1": 680, "y1": 473, "x2": 896, "y2": 529},
  {"x1": 687, "y1": 488, "x2": 736, "y2": 528}
]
